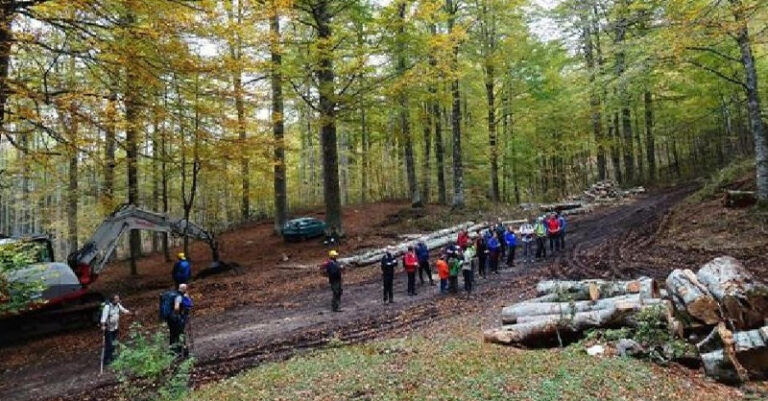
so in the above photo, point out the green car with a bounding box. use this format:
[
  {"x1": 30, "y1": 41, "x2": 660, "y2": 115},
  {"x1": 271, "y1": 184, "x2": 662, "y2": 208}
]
[{"x1": 282, "y1": 217, "x2": 327, "y2": 241}]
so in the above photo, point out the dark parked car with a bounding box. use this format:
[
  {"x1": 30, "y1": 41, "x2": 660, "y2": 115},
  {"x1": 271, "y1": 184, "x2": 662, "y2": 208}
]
[{"x1": 281, "y1": 217, "x2": 327, "y2": 241}]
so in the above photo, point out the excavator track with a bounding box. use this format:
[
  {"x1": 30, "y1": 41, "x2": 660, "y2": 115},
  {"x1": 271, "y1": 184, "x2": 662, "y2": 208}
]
[{"x1": 0, "y1": 292, "x2": 104, "y2": 346}]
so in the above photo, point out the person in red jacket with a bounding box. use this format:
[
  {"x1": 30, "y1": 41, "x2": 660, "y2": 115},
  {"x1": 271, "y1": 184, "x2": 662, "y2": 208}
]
[
  {"x1": 403, "y1": 246, "x2": 419, "y2": 296},
  {"x1": 546, "y1": 212, "x2": 562, "y2": 253},
  {"x1": 457, "y1": 230, "x2": 470, "y2": 250}
]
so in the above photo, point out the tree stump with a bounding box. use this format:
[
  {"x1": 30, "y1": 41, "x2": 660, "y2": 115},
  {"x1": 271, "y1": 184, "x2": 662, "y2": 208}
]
[{"x1": 666, "y1": 269, "x2": 721, "y2": 325}]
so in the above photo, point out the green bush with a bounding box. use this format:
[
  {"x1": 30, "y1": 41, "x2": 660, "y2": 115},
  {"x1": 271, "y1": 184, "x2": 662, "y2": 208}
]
[
  {"x1": 111, "y1": 324, "x2": 194, "y2": 401},
  {"x1": 0, "y1": 241, "x2": 47, "y2": 314},
  {"x1": 687, "y1": 158, "x2": 755, "y2": 204}
]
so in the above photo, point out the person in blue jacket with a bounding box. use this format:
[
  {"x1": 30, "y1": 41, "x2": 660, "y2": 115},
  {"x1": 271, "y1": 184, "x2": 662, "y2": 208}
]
[
  {"x1": 415, "y1": 241, "x2": 434, "y2": 286},
  {"x1": 504, "y1": 227, "x2": 517, "y2": 267},
  {"x1": 557, "y1": 213, "x2": 567, "y2": 250},
  {"x1": 172, "y1": 253, "x2": 191, "y2": 286},
  {"x1": 486, "y1": 233, "x2": 501, "y2": 274}
]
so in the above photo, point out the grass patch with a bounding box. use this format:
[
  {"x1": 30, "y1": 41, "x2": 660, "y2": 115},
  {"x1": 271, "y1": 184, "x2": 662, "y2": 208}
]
[
  {"x1": 686, "y1": 158, "x2": 755, "y2": 205},
  {"x1": 194, "y1": 331, "x2": 736, "y2": 401}
]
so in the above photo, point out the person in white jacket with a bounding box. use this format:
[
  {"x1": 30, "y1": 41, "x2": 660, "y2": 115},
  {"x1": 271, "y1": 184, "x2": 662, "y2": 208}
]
[
  {"x1": 519, "y1": 221, "x2": 535, "y2": 264},
  {"x1": 100, "y1": 294, "x2": 131, "y2": 366}
]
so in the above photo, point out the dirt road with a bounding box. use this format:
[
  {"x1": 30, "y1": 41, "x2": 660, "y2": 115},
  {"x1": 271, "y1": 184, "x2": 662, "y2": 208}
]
[{"x1": 0, "y1": 186, "x2": 695, "y2": 401}]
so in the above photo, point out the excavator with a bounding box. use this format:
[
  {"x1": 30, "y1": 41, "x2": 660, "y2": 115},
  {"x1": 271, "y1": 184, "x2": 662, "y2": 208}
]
[{"x1": 0, "y1": 204, "x2": 221, "y2": 344}]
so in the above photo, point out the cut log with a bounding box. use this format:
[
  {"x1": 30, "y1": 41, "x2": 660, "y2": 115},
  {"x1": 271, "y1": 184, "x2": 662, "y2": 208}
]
[
  {"x1": 696, "y1": 256, "x2": 768, "y2": 330},
  {"x1": 536, "y1": 277, "x2": 659, "y2": 301},
  {"x1": 501, "y1": 294, "x2": 661, "y2": 324},
  {"x1": 487, "y1": 301, "x2": 670, "y2": 346},
  {"x1": 539, "y1": 202, "x2": 583, "y2": 212},
  {"x1": 700, "y1": 325, "x2": 768, "y2": 383},
  {"x1": 666, "y1": 269, "x2": 721, "y2": 325},
  {"x1": 723, "y1": 190, "x2": 757, "y2": 208}
]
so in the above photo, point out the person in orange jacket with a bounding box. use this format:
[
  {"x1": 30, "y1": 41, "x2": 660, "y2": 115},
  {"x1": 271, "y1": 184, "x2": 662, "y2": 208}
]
[
  {"x1": 435, "y1": 255, "x2": 450, "y2": 294},
  {"x1": 403, "y1": 246, "x2": 419, "y2": 296}
]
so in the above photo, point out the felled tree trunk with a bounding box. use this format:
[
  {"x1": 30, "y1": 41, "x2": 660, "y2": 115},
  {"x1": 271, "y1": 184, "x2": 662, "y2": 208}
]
[
  {"x1": 666, "y1": 269, "x2": 721, "y2": 325},
  {"x1": 501, "y1": 294, "x2": 662, "y2": 324},
  {"x1": 538, "y1": 202, "x2": 582, "y2": 212},
  {"x1": 487, "y1": 300, "x2": 671, "y2": 346},
  {"x1": 700, "y1": 325, "x2": 768, "y2": 383},
  {"x1": 696, "y1": 256, "x2": 768, "y2": 330},
  {"x1": 723, "y1": 190, "x2": 757, "y2": 208},
  {"x1": 536, "y1": 277, "x2": 659, "y2": 301}
]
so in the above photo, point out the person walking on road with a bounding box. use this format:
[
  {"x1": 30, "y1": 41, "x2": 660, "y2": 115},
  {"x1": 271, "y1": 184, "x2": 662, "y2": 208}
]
[
  {"x1": 172, "y1": 253, "x2": 191, "y2": 286},
  {"x1": 436, "y1": 255, "x2": 450, "y2": 294},
  {"x1": 380, "y1": 247, "x2": 397, "y2": 303},
  {"x1": 415, "y1": 241, "x2": 434, "y2": 286},
  {"x1": 475, "y1": 231, "x2": 487, "y2": 279},
  {"x1": 321, "y1": 250, "x2": 344, "y2": 312},
  {"x1": 403, "y1": 246, "x2": 419, "y2": 296},
  {"x1": 167, "y1": 283, "x2": 193, "y2": 357},
  {"x1": 534, "y1": 217, "x2": 548, "y2": 259},
  {"x1": 519, "y1": 220, "x2": 535, "y2": 263},
  {"x1": 504, "y1": 227, "x2": 517, "y2": 267},
  {"x1": 487, "y1": 232, "x2": 501, "y2": 274},
  {"x1": 100, "y1": 294, "x2": 131, "y2": 367},
  {"x1": 462, "y1": 244, "x2": 476, "y2": 295}
]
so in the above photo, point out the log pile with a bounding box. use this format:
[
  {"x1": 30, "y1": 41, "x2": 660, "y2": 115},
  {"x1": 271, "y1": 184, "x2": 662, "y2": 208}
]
[
  {"x1": 581, "y1": 180, "x2": 646, "y2": 203},
  {"x1": 485, "y1": 256, "x2": 768, "y2": 383}
]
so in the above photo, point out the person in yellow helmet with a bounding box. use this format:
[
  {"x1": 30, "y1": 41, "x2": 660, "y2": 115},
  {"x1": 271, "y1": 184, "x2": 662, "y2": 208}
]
[
  {"x1": 320, "y1": 250, "x2": 344, "y2": 312},
  {"x1": 172, "y1": 252, "x2": 191, "y2": 286}
]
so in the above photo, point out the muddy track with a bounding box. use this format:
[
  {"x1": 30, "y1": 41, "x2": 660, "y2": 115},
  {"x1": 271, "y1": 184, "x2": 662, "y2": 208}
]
[{"x1": 1, "y1": 185, "x2": 697, "y2": 401}]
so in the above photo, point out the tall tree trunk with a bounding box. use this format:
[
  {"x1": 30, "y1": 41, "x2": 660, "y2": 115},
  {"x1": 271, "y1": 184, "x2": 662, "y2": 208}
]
[
  {"x1": 161, "y1": 109, "x2": 170, "y2": 261},
  {"x1": 313, "y1": 1, "x2": 343, "y2": 234},
  {"x1": 0, "y1": 9, "x2": 12, "y2": 141},
  {"x1": 634, "y1": 103, "x2": 644, "y2": 181},
  {"x1": 730, "y1": 0, "x2": 768, "y2": 203},
  {"x1": 126, "y1": 81, "x2": 141, "y2": 275},
  {"x1": 429, "y1": 25, "x2": 447, "y2": 204},
  {"x1": 421, "y1": 103, "x2": 431, "y2": 203},
  {"x1": 582, "y1": 9, "x2": 606, "y2": 181},
  {"x1": 447, "y1": 0, "x2": 463, "y2": 208},
  {"x1": 271, "y1": 8, "x2": 287, "y2": 231},
  {"x1": 103, "y1": 94, "x2": 117, "y2": 208},
  {"x1": 396, "y1": 2, "x2": 421, "y2": 208},
  {"x1": 485, "y1": 64, "x2": 500, "y2": 201},
  {"x1": 614, "y1": 11, "x2": 634, "y2": 183},
  {"x1": 644, "y1": 90, "x2": 656, "y2": 182},
  {"x1": 360, "y1": 106, "x2": 369, "y2": 203},
  {"x1": 66, "y1": 104, "x2": 78, "y2": 254},
  {"x1": 610, "y1": 112, "x2": 623, "y2": 183}
]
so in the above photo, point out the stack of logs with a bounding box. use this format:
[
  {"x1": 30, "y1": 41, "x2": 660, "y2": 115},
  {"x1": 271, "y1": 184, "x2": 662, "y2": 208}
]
[
  {"x1": 582, "y1": 180, "x2": 646, "y2": 203},
  {"x1": 484, "y1": 256, "x2": 768, "y2": 383}
]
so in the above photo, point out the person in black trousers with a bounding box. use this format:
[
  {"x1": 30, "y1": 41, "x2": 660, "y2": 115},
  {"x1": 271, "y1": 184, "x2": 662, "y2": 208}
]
[
  {"x1": 475, "y1": 231, "x2": 487, "y2": 278},
  {"x1": 380, "y1": 247, "x2": 397, "y2": 303}
]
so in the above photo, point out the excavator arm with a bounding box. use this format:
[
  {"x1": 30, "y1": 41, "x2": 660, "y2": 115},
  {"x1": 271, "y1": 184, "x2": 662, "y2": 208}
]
[{"x1": 67, "y1": 204, "x2": 219, "y2": 285}]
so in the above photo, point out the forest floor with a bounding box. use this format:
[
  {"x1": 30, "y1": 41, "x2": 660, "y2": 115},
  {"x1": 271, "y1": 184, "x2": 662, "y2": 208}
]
[{"x1": 0, "y1": 177, "x2": 766, "y2": 401}]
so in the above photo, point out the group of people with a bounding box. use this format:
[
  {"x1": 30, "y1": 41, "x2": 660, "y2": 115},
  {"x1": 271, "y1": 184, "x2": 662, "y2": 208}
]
[
  {"x1": 320, "y1": 213, "x2": 568, "y2": 311},
  {"x1": 99, "y1": 252, "x2": 195, "y2": 369}
]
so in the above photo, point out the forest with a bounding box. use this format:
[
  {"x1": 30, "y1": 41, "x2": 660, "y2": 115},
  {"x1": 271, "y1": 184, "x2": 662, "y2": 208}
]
[{"x1": 0, "y1": 0, "x2": 765, "y2": 267}]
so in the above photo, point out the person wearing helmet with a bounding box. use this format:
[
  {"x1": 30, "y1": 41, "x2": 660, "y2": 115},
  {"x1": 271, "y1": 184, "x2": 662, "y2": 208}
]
[
  {"x1": 321, "y1": 250, "x2": 344, "y2": 312},
  {"x1": 172, "y1": 252, "x2": 191, "y2": 286}
]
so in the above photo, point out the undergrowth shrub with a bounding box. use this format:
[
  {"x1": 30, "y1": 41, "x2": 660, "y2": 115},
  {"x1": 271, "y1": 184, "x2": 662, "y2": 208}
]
[{"x1": 111, "y1": 324, "x2": 193, "y2": 401}]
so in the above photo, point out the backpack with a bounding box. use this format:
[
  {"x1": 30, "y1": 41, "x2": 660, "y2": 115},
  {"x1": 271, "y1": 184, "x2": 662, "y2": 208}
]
[{"x1": 159, "y1": 290, "x2": 179, "y2": 321}]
